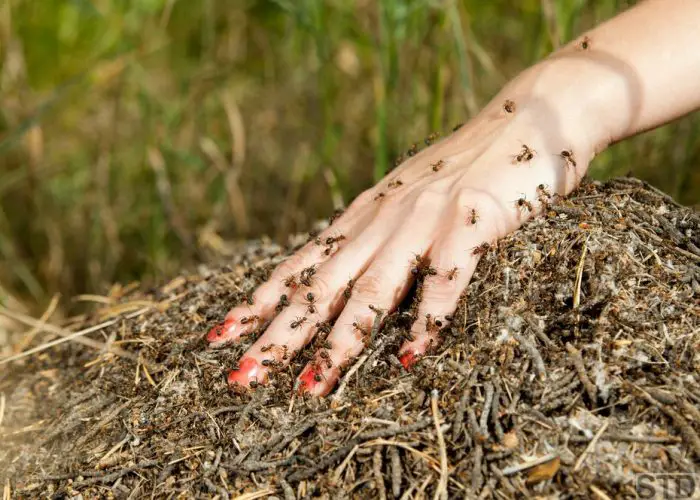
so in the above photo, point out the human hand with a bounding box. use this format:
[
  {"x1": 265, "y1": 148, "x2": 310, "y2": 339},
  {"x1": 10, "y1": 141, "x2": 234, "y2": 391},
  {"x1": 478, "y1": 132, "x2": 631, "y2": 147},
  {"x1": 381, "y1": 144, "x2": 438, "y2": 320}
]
[{"x1": 206, "y1": 76, "x2": 595, "y2": 396}]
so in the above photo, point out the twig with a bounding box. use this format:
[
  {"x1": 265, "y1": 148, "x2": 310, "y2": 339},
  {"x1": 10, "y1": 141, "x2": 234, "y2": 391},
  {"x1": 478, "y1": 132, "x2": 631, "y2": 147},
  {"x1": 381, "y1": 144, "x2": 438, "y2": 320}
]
[
  {"x1": 431, "y1": 390, "x2": 448, "y2": 500},
  {"x1": 573, "y1": 420, "x2": 608, "y2": 471},
  {"x1": 0, "y1": 308, "x2": 141, "y2": 364},
  {"x1": 279, "y1": 478, "x2": 296, "y2": 500},
  {"x1": 286, "y1": 420, "x2": 432, "y2": 482},
  {"x1": 71, "y1": 460, "x2": 158, "y2": 487},
  {"x1": 565, "y1": 343, "x2": 598, "y2": 403},
  {"x1": 373, "y1": 447, "x2": 387, "y2": 500},
  {"x1": 627, "y1": 383, "x2": 700, "y2": 458},
  {"x1": 389, "y1": 445, "x2": 402, "y2": 498},
  {"x1": 511, "y1": 332, "x2": 546, "y2": 381}
]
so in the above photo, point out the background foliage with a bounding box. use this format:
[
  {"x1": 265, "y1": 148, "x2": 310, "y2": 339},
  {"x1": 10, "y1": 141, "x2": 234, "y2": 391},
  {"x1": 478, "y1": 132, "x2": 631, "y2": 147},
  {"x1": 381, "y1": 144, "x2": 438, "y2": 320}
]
[{"x1": 0, "y1": 0, "x2": 698, "y2": 311}]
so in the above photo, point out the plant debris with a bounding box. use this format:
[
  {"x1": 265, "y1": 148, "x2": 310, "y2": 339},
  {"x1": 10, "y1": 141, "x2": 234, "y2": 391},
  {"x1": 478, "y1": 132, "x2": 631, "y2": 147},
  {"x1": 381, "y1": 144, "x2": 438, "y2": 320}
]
[{"x1": 1, "y1": 177, "x2": 699, "y2": 498}]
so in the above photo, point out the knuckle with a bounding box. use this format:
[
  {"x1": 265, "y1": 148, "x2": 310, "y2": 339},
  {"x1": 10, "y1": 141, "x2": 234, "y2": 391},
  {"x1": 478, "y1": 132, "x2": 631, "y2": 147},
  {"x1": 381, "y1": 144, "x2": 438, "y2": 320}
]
[
  {"x1": 352, "y1": 269, "x2": 387, "y2": 304},
  {"x1": 411, "y1": 189, "x2": 442, "y2": 213},
  {"x1": 420, "y1": 276, "x2": 460, "y2": 304}
]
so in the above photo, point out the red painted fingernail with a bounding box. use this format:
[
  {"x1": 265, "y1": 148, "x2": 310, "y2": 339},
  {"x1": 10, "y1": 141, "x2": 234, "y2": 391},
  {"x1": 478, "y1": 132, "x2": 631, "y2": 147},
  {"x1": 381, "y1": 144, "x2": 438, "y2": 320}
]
[
  {"x1": 399, "y1": 351, "x2": 418, "y2": 370},
  {"x1": 297, "y1": 365, "x2": 323, "y2": 394},
  {"x1": 227, "y1": 356, "x2": 264, "y2": 388},
  {"x1": 206, "y1": 317, "x2": 238, "y2": 343}
]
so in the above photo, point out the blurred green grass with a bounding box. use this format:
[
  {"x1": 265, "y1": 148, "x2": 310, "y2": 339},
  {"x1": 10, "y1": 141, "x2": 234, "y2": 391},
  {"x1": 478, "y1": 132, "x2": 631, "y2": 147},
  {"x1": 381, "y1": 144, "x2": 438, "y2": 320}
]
[{"x1": 0, "y1": 0, "x2": 698, "y2": 310}]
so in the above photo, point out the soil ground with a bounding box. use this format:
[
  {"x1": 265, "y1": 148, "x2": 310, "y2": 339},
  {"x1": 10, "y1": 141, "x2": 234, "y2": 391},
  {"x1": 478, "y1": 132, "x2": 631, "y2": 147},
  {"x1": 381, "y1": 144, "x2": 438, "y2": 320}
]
[{"x1": 1, "y1": 177, "x2": 699, "y2": 499}]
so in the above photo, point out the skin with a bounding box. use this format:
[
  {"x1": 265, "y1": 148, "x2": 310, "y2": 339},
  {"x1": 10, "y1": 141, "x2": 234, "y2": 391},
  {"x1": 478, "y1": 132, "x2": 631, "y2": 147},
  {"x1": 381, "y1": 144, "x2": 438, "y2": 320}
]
[{"x1": 207, "y1": 0, "x2": 700, "y2": 395}]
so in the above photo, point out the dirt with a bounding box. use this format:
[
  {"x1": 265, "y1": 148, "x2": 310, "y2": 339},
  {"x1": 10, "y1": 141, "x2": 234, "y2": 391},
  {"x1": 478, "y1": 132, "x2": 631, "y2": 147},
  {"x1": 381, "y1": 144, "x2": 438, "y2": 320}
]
[{"x1": 1, "y1": 177, "x2": 699, "y2": 499}]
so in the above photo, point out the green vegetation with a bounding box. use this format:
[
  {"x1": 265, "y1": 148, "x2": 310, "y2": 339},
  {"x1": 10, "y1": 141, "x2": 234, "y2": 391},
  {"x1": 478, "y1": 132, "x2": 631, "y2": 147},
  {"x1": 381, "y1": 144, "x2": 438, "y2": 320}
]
[{"x1": 0, "y1": 0, "x2": 698, "y2": 310}]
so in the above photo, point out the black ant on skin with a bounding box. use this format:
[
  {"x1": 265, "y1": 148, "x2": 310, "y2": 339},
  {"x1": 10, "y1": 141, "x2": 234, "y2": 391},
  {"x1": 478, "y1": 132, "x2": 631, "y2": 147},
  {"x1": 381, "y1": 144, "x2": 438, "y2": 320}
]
[
  {"x1": 283, "y1": 274, "x2": 298, "y2": 288},
  {"x1": 240, "y1": 315, "x2": 260, "y2": 325},
  {"x1": 579, "y1": 36, "x2": 591, "y2": 50},
  {"x1": 387, "y1": 178, "x2": 403, "y2": 189},
  {"x1": 305, "y1": 292, "x2": 317, "y2": 314},
  {"x1": 516, "y1": 195, "x2": 534, "y2": 213},
  {"x1": 329, "y1": 208, "x2": 344, "y2": 226},
  {"x1": 290, "y1": 316, "x2": 307, "y2": 330},
  {"x1": 424, "y1": 132, "x2": 440, "y2": 146},
  {"x1": 503, "y1": 99, "x2": 516, "y2": 114},
  {"x1": 558, "y1": 149, "x2": 577, "y2": 169},
  {"x1": 446, "y1": 267, "x2": 459, "y2": 281},
  {"x1": 343, "y1": 279, "x2": 354, "y2": 300},
  {"x1": 472, "y1": 242, "x2": 490, "y2": 256},
  {"x1": 374, "y1": 192, "x2": 386, "y2": 201},
  {"x1": 431, "y1": 159, "x2": 445, "y2": 172},
  {"x1": 467, "y1": 208, "x2": 479, "y2": 225},
  {"x1": 275, "y1": 294, "x2": 290, "y2": 313},
  {"x1": 512, "y1": 143, "x2": 536, "y2": 164},
  {"x1": 299, "y1": 265, "x2": 317, "y2": 287}
]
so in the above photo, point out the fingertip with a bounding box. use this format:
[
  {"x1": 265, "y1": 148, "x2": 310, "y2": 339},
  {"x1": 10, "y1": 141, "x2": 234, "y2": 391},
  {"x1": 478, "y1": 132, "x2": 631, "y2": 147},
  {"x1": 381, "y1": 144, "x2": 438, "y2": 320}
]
[
  {"x1": 227, "y1": 356, "x2": 266, "y2": 389},
  {"x1": 297, "y1": 364, "x2": 334, "y2": 397},
  {"x1": 399, "y1": 349, "x2": 419, "y2": 370},
  {"x1": 207, "y1": 317, "x2": 238, "y2": 344}
]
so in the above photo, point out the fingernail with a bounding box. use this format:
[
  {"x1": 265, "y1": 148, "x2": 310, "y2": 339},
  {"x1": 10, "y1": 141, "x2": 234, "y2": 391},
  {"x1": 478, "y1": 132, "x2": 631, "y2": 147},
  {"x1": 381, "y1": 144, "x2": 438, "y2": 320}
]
[
  {"x1": 399, "y1": 350, "x2": 418, "y2": 370},
  {"x1": 206, "y1": 317, "x2": 238, "y2": 343},
  {"x1": 227, "y1": 356, "x2": 265, "y2": 388},
  {"x1": 297, "y1": 365, "x2": 324, "y2": 395}
]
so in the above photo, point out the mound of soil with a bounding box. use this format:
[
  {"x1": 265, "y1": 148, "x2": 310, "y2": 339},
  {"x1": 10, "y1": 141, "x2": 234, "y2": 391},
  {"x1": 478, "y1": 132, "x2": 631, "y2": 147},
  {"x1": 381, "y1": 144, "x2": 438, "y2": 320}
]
[{"x1": 1, "y1": 177, "x2": 699, "y2": 499}]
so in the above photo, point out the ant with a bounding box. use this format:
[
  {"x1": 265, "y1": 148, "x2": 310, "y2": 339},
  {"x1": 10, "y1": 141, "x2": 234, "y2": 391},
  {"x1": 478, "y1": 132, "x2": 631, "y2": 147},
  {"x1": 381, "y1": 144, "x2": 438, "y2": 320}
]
[
  {"x1": 467, "y1": 208, "x2": 479, "y2": 225},
  {"x1": 424, "y1": 266, "x2": 438, "y2": 277},
  {"x1": 290, "y1": 316, "x2": 307, "y2": 330},
  {"x1": 410, "y1": 253, "x2": 424, "y2": 276},
  {"x1": 321, "y1": 339, "x2": 333, "y2": 350},
  {"x1": 283, "y1": 274, "x2": 297, "y2": 288},
  {"x1": 316, "y1": 321, "x2": 332, "y2": 335},
  {"x1": 513, "y1": 144, "x2": 536, "y2": 164},
  {"x1": 431, "y1": 159, "x2": 445, "y2": 172},
  {"x1": 387, "y1": 178, "x2": 403, "y2": 189},
  {"x1": 452, "y1": 123, "x2": 464, "y2": 132},
  {"x1": 516, "y1": 196, "x2": 534, "y2": 213},
  {"x1": 326, "y1": 235, "x2": 346, "y2": 245},
  {"x1": 503, "y1": 99, "x2": 516, "y2": 114},
  {"x1": 300, "y1": 265, "x2": 317, "y2": 286},
  {"x1": 446, "y1": 267, "x2": 459, "y2": 281},
  {"x1": 559, "y1": 149, "x2": 577, "y2": 169},
  {"x1": 329, "y1": 208, "x2": 344, "y2": 225},
  {"x1": 472, "y1": 242, "x2": 490, "y2": 256},
  {"x1": 260, "y1": 343, "x2": 276, "y2": 353},
  {"x1": 275, "y1": 294, "x2": 290, "y2": 313},
  {"x1": 343, "y1": 279, "x2": 354, "y2": 300},
  {"x1": 424, "y1": 132, "x2": 440, "y2": 146},
  {"x1": 407, "y1": 144, "x2": 419, "y2": 157},
  {"x1": 374, "y1": 192, "x2": 386, "y2": 201},
  {"x1": 580, "y1": 36, "x2": 590, "y2": 50},
  {"x1": 305, "y1": 292, "x2": 317, "y2": 314},
  {"x1": 240, "y1": 315, "x2": 260, "y2": 325}
]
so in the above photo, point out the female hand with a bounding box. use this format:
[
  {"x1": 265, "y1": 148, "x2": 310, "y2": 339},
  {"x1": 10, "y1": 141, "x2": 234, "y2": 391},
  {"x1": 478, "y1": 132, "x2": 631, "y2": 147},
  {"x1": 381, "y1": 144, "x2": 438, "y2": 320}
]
[
  {"x1": 207, "y1": 75, "x2": 592, "y2": 395},
  {"x1": 206, "y1": 0, "x2": 700, "y2": 396}
]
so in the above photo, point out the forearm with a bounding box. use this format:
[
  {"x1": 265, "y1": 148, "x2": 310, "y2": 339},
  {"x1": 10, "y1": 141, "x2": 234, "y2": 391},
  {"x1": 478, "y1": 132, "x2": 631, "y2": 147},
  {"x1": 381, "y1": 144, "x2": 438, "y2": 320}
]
[{"x1": 489, "y1": 0, "x2": 700, "y2": 161}]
